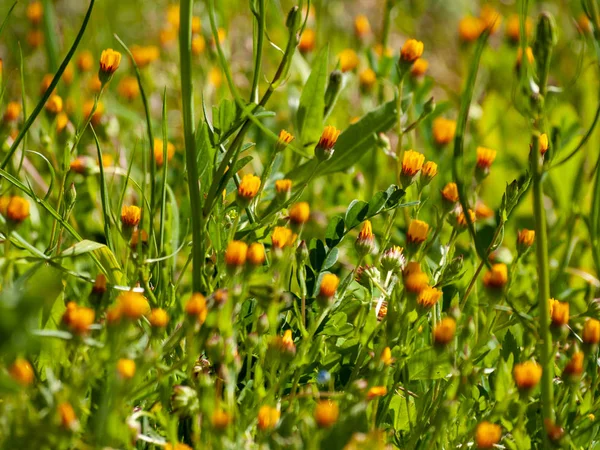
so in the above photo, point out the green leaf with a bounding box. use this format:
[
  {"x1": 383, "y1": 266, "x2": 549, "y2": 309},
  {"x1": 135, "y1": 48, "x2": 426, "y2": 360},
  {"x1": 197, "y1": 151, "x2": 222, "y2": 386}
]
[
  {"x1": 58, "y1": 240, "x2": 105, "y2": 258},
  {"x1": 297, "y1": 46, "x2": 329, "y2": 148},
  {"x1": 408, "y1": 348, "x2": 452, "y2": 380},
  {"x1": 92, "y1": 245, "x2": 124, "y2": 285},
  {"x1": 309, "y1": 239, "x2": 327, "y2": 272},
  {"x1": 325, "y1": 216, "x2": 345, "y2": 248},
  {"x1": 288, "y1": 99, "x2": 398, "y2": 183},
  {"x1": 196, "y1": 121, "x2": 215, "y2": 193},
  {"x1": 344, "y1": 200, "x2": 369, "y2": 230},
  {"x1": 322, "y1": 248, "x2": 338, "y2": 271}
]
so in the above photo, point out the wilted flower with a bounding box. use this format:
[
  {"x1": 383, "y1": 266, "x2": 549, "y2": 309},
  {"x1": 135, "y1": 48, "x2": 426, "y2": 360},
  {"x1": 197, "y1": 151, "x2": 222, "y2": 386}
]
[
  {"x1": 314, "y1": 401, "x2": 339, "y2": 428},
  {"x1": 433, "y1": 318, "x2": 456, "y2": 346},
  {"x1": 513, "y1": 361, "x2": 542, "y2": 390},
  {"x1": 475, "y1": 421, "x2": 502, "y2": 449}
]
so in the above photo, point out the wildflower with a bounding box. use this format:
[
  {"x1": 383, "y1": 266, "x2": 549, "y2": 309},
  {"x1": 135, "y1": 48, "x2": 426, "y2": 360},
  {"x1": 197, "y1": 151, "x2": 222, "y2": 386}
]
[
  {"x1": 400, "y1": 39, "x2": 424, "y2": 63},
  {"x1": 417, "y1": 286, "x2": 442, "y2": 309},
  {"x1": 377, "y1": 303, "x2": 388, "y2": 321},
  {"x1": 354, "y1": 15, "x2": 371, "y2": 38},
  {"x1": 130, "y1": 229, "x2": 149, "y2": 249},
  {"x1": 516, "y1": 47, "x2": 534, "y2": 69},
  {"x1": 237, "y1": 174, "x2": 261, "y2": 205},
  {"x1": 315, "y1": 125, "x2": 341, "y2": 161},
  {"x1": 56, "y1": 112, "x2": 70, "y2": 134},
  {"x1": 275, "y1": 179, "x2": 292, "y2": 203},
  {"x1": 62, "y1": 64, "x2": 74, "y2": 85},
  {"x1": 26, "y1": 2, "x2": 43, "y2": 25},
  {"x1": 77, "y1": 50, "x2": 94, "y2": 72},
  {"x1": 117, "y1": 291, "x2": 150, "y2": 320},
  {"x1": 258, "y1": 405, "x2": 280, "y2": 431},
  {"x1": 475, "y1": 201, "x2": 494, "y2": 219},
  {"x1": 355, "y1": 265, "x2": 380, "y2": 289},
  {"x1": 483, "y1": 263, "x2": 508, "y2": 290},
  {"x1": 212, "y1": 410, "x2": 231, "y2": 430},
  {"x1": 359, "y1": 68, "x2": 377, "y2": 91},
  {"x1": 149, "y1": 308, "x2": 169, "y2": 328},
  {"x1": 299, "y1": 29, "x2": 316, "y2": 53},
  {"x1": 271, "y1": 226, "x2": 296, "y2": 250},
  {"x1": 432, "y1": 117, "x2": 456, "y2": 146},
  {"x1": 289, "y1": 202, "x2": 310, "y2": 226},
  {"x1": 118, "y1": 76, "x2": 140, "y2": 101},
  {"x1": 578, "y1": 14, "x2": 592, "y2": 34},
  {"x1": 549, "y1": 298, "x2": 569, "y2": 327},
  {"x1": 513, "y1": 361, "x2": 542, "y2": 390},
  {"x1": 539, "y1": 133, "x2": 549, "y2": 155},
  {"x1": 5, "y1": 196, "x2": 30, "y2": 223},
  {"x1": 213, "y1": 289, "x2": 228, "y2": 307},
  {"x1": 3, "y1": 101, "x2": 21, "y2": 123},
  {"x1": 545, "y1": 419, "x2": 564, "y2": 442},
  {"x1": 117, "y1": 358, "x2": 136, "y2": 379},
  {"x1": 403, "y1": 264, "x2": 429, "y2": 294},
  {"x1": 381, "y1": 246, "x2": 405, "y2": 273},
  {"x1": 225, "y1": 241, "x2": 248, "y2": 267},
  {"x1": 401, "y1": 149, "x2": 425, "y2": 187},
  {"x1": 380, "y1": 347, "x2": 393, "y2": 365},
  {"x1": 83, "y1": 99, "x2": 103, "y2": 125},
  {"x1": 374, "y1": 44, "x2": 393, "y2": 58},
  {"x1": 517, "y1": 229, "x2": 535, "y2": 254},
  {"x1": 583, "y1": 318, "x2": 600, "y2": 345},
  {"x1": 130, "y1": 45, "x2": 160, "y2": 68},
  {"x1": 277, "y1": 129, "x2": 294, "y2": 151},
  {"x1": 153, "y1": 138, "x2": 176, "y2": 166},
  {"x1": 419, "y1": 161, "x2": 438, "y2": 186},
  {"x1": 433, "y1": 318, "x2": 456, "y2": 345},
  {"x1": 475, "y1": 146, "x2": 496, "y2": 176},
  {"x1": 105, "y1": 306, "x2": 122, "y2": 325},
  {"x1": 563, "y1": 352, "x2": 584, "y2": 378},
  {"x1": 192, "y1": 35, "x2": 206, "y2": 55},
  {"x1": 58, "y1": 402, "x2": 77, "y2": 430},
  {"x1": 92, "y1": 274, "x2": 107, "y2": 295},
  {"x1": 458, "y1": 16, "x2": 484, "y2": 43},
  {"x1": 480, "y1": 5, "x2": 502, "y2": 33},
  {"x1": 166, "y1": 4, "x2": 180, "y2": 28},
  {"x1": 367, "y1": 386, "x2": 387, "y2": 400},
  {"x1": 248, "y1": 243, "x2": 266, "y2": 266},
  {"x1": 62, "y1": 303, "x2": 95, "y2": 335},
  {"x1": 209, "y1": 28, "x2": 227, "y2": 48},
  {"x1": 339, "y1": 49, "x2": 359, "y2": 72},
  {"x1": 318, "y1": 273, "x2": 340, "y2": 307},
  {"x1": 45, "y1": 95, "x2": 63, "y2": 115},
  {"x1": 280, "y1": 329, "x2": 296, "y2": 357},
  {"x1": 355, "y1": 220, "x2": 375, "y2": 255},
  {"x1": 314, "y1": 401, "x2": 339, "y2": 428},
  {"x1": 456, "y1": 208, "x2": 477, "y2": 228},
  {"x1": 9, "y1": 358, "x2": 34, "y2": 386},
  {"x1": 475, "y1": 421, "x2": 502, "y2": 449},
  {"x1": 441, "y1": 182, "x2": 459, "y2": 206},
  {"x1": 27, "y1": 29, "x2": 44, "y2": 48},
  {"x1": 407, "y1": 219, "x2": 429, "y2": 245},
  {"x1": 121, "y1": 205, "x2": 141, "y2": 228},
  {"x1": 506, "y1": 15, "x2": 533, "y2": 43},
  {"x1": 185, "y1": 293, "x2": 208, "y2": 324},
  {"x1": 88, "y1": 75, "x2": 102, "y2": 93},
  {"x1": 99, "y1": 49, "x2": 121, "y2": 84},
  {"x1": 410, "y1": 58, "x2": 428, "y2": 77},
  {"x1": 165, "y1": 444, "x2": 192, "y2": 450}
]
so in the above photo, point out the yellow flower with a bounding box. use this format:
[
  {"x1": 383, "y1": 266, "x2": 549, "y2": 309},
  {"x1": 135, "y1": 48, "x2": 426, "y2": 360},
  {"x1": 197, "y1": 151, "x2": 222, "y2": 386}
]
[
  {"x1": 578, "y1": 14, "x2": 592, "y2": 33},
  {"x1": 280, "y1": 329, "x2": 296, "y2": 356},
  {"x1": 356, "y1": 220, "x2": 375, "y2": 254},
  {"x1": 513, "y1": 361, "x2": 542, "y2": 390},
  {"x1": 271, "y1": 226, "x2": 296, "y2": 249},
  {"x1": 92, "y1": 274, "x2": 107, "y2": 295},
  {"x1": 211, "y1": 409, "x2": 231, "y2": 430},
  {"x1": 185, "y1": 293, "x2": 208, "y2": 324},
  {"x1": 316, "y1": 125, "x2": 341, "y2": 161},
  {"x1": 5, "y1": 196, "x2": 30, "y2": 223},
  {"x1": 62, "y1": 64, "x2": 74, "y2": 85},
  {"x1": 289, "y1": 202, "x2": 310, "y2": 225},
  {"x1": 99, "y1": 49, "x2": 122, "y2": 80},
  {"x1": 518, "y1": 229, "x2": 535, "y2": 247},
  {"x1": 354, "y1": 15, "x2": 371, "y2": 38},
  {"x1": 563, "y1": 352, "x2": 584, "y2": 378},
  {"x1": 475, "y1": 421, "x2": 502, "y2": 449},
  {"x1": 404, "y1": 270, "x2": 429, "y2": 295},
  {"x1": 506, "y1": 15, "x2": 532, "y2": 43},
  {"x1": 299, "y1": 29, "x2": 316, "y2": 53},
  {"x1": 225, "y1": 240, "x2": 248, "y2": 267},
  {"x1": 257, "y1": 405, "x2": 280, "y2": 431},
  {"x1": 130, "y1": 45, "x2": 160, "y2": 68},
  {"x1": 583, "y1": 318, "x2": 600, "y2": 344},
  {"x1": 483, "y1": 263, "x2": 508, "y2": 289},
  {"x1": 539, "y1": 133, "x2": 549, "y2": 155},
  {"x1": 277, "y1": 129, "x2": 295, "y2": 150},
  {"x1": 400, "y1": 39, "x2": 424, "y2": 63},
  {"x1": 359, "y1": 68, "x2": 377, "y2": 91},
  {"x1": 476, "y1": 147, "x2": 496, "y2": 170},
  {"x1": 319, "y1": 273, "x2": 340, "y2": 298},
  {"x1": 83, "y1": 99, "x2": 103, "y2": 125},
  {"x1": 77, "y1": 50, "x2": 94, "y2": 72},
  {"x1": 516, "y1": 47, "x2": 534, "y2": 68},
  {"x1": 88, "y1": 75, "x2": 102, "y2": 94},
  {"x1": 238, "y1": 174, "x2": 261, "y2": 200},
  {"x1": 45, "y1": 95, "x2": 63, "y2": 115},
  {"x1": 475, "y1": 201, "x2": 494, "y2": 219},
  {"x1": 417, "y1": 286, "x2": 442, "y2": 309},
  {"x1": 121, "y1": 205, "x2": 141, "y2": 228},
  {"x1": 192, "y1": 35, "x2": 206, "y2": 56},
  {"x1": 314, "y1": 401, "x2": 339, "y2": 428},
  {"x1": 407, "y1": 219, "x2": 429, "y2": 244},
  {"x1": 117, "y1": 358, "x2": 136, "y2": 379},
  {"x1": 380, "y1": 347, "x2": 393, "y2": 365},
  {"x1": 167, "y1": 4, "x2": 180, "y2": 28},
  {"x1": 165, "y1": 443, "x2": 192, "y2": 450},
  {"x1": 410, "y1": 58, "x2": 428, "y2": 77},
  {"x1": 9, "y1": 358, "x2": 34, "y2": 386},
  {"x1": 3, "y1": 101, "x2": 21, "y2": 123},
  {"x1": 401, "y1": 150, "x2": 425, "y2": 177},
  {"x1": 118, "y1": 76, "x2": 140, "y2": 102},
  {"x1": 275, "y1": 179, "x2": 292, "y2": 194},
  {"x1": 549, "y1": 299, "x2": 569, "y2": 327},
  {"x1": 367, "y1": 386, "x2": 387, "y2": 399},
  {"x1": 441, "y1": 182, "x2": 459, "y2": 203},
  {"x1": 457, "y1": 209, "x2": 477, "y2": 227},
  {"x1": 26, "y1": 2, "x2": 43, "y2": 25},
  {"x1": 56, "y1": 112, "x2": 69, "y2": 134},
  {"x1": 62, "y1": 303, "x2": 95, "y2": 335},
  {"x1": 248, "y1": 243, "x2": 266, "y2": 266},
  {"x1": 480, "y1": 5, "x2": 502, "y2": 34},
  {"x1": 149, "y1": 308, "x2": 169, "y2": 328},
  {"x1": 58, "y1": 402, "x2": 77, "y2": 430},
  {"x1": 117, "y1": 291, "x2": 150, "y2": 320},
  {"x1": 338, "y1": 48, "x2": 359, "y2": 73},
  {"x1": 433, "y1": 318, "x2": 456, "y2": 345},
  {"x1": 458, "y1": 16, "x2": 484, "y2": 43},
  {"x1": 432, "y1": 117, "x2": 456, "y2": 146},
  {"x1": 154, "y1": 138, "x2": 176, "y2": 166}
]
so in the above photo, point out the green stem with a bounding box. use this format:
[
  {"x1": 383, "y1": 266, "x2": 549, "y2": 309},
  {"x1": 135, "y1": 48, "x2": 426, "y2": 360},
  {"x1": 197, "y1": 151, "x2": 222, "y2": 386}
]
[{"x1": 250, "y1": 0, "x2": 266, "y2": 104}]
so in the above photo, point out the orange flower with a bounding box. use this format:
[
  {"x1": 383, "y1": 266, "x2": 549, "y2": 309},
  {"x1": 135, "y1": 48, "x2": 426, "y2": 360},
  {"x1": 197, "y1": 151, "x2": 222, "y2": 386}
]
[
  {"x1": 62, "y1": 303, "x2": 95, "y2": 335},
  {"x1": 277, "y1": 129, "x2": 295, "y2": 150},
  {"x1": 433, "y1": 318, "x2": 456, "y2": 345},
  {"x1": 99, "y1": 49, "x2": 122, "y2": 79},
  {"x1": 476, "y1": 147, "x2": 496, "y2": 170},
  {"x1": 458, "y1": 16, "x2": 484, "y2": 43},
  {"x1": 475, "y1": 421, "x2": 502, "y2": 449},
  {"x1": 380, "y1": 347, "x2": 393, "y2": 365},
  {"x1": 257, "y1": 405, "x2": 280, "y2": 431},
  {"x1": 58, "y1": 402, "x2": 77, "y2": 430},
  {"x1": 149, "y1": 308, "x2": 169, "y2": 328},
  {"x1": 299, "y1": 29, "x2": 316, "y2": 53},
  {"x1": 117, "y1": 358, "x2": 136, "y2": 379},
  {"x1": 407, "y1": 219, "x2": 429, "y2": 244},
  {"x1": 211, "y1": 409, "x2": 231, "y2": 430},
  {"x1": 432, "y1": 118, "x2": 456, "y2": 146},
  {"x1": 539, "y1": 133, "x2": 549, "y2": 155},
  {"x1": 483, "y1": 264, "x2": 508, "y2": 289},
  {"x1": 563, "y1": 352, "x2": 584, "y2": 377},
  {"x1": 185, "y1": 293, "x2": 208, "y2": 324},
  {"x1": 192, "y1": 35, "x2": 206, "y2": 55},
  {"x1": 118, "y1": 76, "x2": 140, "y2": 101},
  {"x1": 45, "y1": 95, "x2": 63, "y2": 115},
  {"x1": 26, "y1": 2, "x2": 43, "y2": 25},
  {"x1": 319, "y1": 273, "x2": 340, "y2": 298},
  {"x1": 9, "y1": 358, "x2": 34, "y2": 386},
  {"x1": 457, "y1": 209, "x2": 477, "y2": 228},
  {"x1": 121, "y1": 205, "x2": 141, "y2": 228},
  {"x1": 518, "y1": 229, "x2": 535, "y2": 248},
  {"x1": 359, "y1": 68, "x2": 377, "y2": 91},
  {"x1": 275, "y1": 179, "x2": 292, "y2": 194},
  {"x1": 154, "y1": 138, "x2": 176, "y2": 166},
  {"x1": 354, "y1": 15, "x2": 371, "y2": 38},
  {"x1": 417, "y1": 286, "x2": 442, "y2": 309},
  {"x1": 271, "y1": 226, "x2": 296, "y2": 249},
  {"x1": 77, "y1": 50, "x2": 94, "y2": 72},
  {"x1": 356, "y1": 220, "x2": 375, "y2": 254},
  {"x1": 117, "y1": 291, "x2": 150, "y2": 319},
  {"x1": 513, "y1": 361, "x2": 542, "y2": 390},
  {"x1": 289, "y1": 202, "x2": 310, "y2": 225},
  {"x1": 583, "y1": 318, "x2": 600, "y2": 344},
  {"x1": 225, "y1": 241, "x2": 248, "y2": 267},
  {"x1": 314, "y1": 401, "x2": 339, "y2": 428},
  {"x1": 441, "y1": 182, "x2": 459, "y2": 203},
  {"x1": 130, "y1": 45, "x2": 160, "y2": 68},
  {"x1": 5, "y1": 196, "x2": 30, "y2": 223},
  {"x1": 238, "y1": 174, "x2": 261, "y2": 201},
  {"x1": 506, "y1": 15, "x2": 533, "y2": 43},
  {"x1": 338, "y1": 48, "x2": 359, "y2": 72},
  {"x1": 247, "y1": 243, "x2": 266, "y2": 266},
  {"x1": 480, "y1": 5, "x2": 502, "y2": 33},
  {"x1": 367, "y1": 386, "x2": 387, "y2": 399},
  {"x1": 316, "y1": 125, "x2": 341, "y2": 161},
  {"x1": 549, "y1": 299, "x2": 569, "y2": 327},
  {"x1": 400, "y1": 39, "x2": 424, "y2": 63},
  {"x1": 401, "y1": 150, "x2": 425, "y2": 177},
  {"x1": 410, "y1": 58, "x2": 428, "y2": 77},
  {"x1": 3, "y1": 101, "x2": 21, "y2": 123}
]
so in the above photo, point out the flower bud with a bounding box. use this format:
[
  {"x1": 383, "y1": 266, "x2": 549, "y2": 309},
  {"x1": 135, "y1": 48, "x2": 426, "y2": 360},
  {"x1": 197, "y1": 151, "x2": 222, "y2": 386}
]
[
  {"x1": 355, "y1": 220, "x2": 375, "y2": 255},
  {"x1": 381, "y1": 246, "x2": 405, "y2": 273},
  {"x1": 315, "y1": 126, "x2": 341, "y2": 161}
]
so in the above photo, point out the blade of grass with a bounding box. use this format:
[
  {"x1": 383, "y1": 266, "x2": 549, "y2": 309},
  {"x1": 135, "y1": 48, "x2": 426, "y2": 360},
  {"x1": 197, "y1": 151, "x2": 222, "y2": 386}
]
[
  {"x1": 0, "y1": 2, "x2": 17, "y2": 38},
  {"x1": 91, "y1": 126, "x2": 114, "y2": 253}
]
